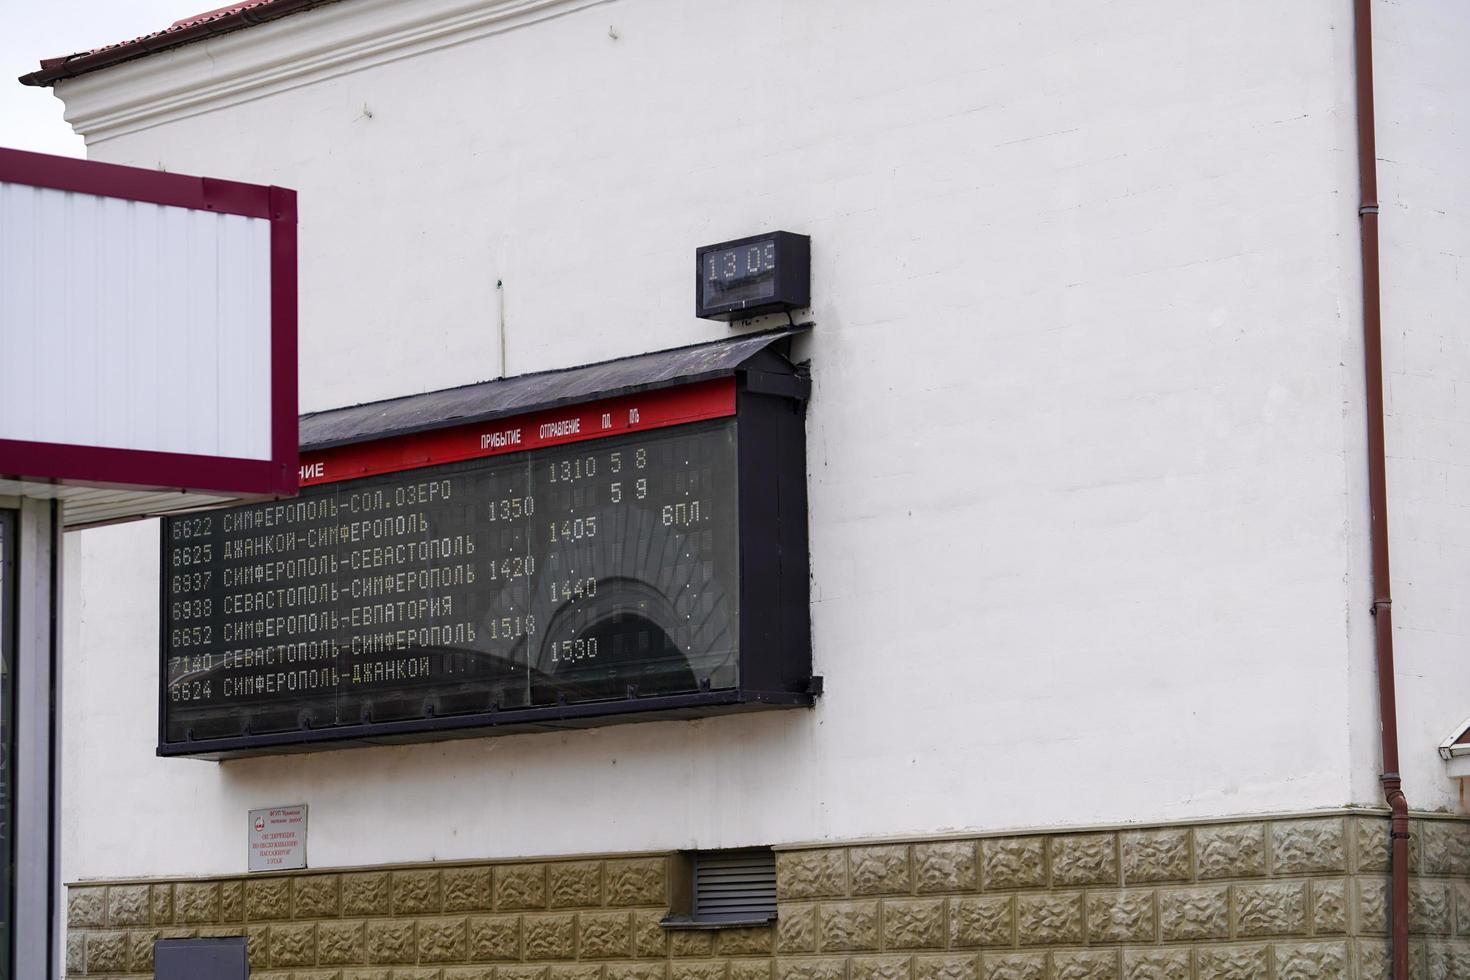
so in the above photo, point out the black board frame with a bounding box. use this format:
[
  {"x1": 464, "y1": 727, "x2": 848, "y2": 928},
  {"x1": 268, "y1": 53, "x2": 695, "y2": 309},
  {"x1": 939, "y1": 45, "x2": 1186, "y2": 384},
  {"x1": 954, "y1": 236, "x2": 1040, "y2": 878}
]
[{"x1": 157, "y1": 362, "x2": 813, "y2": 759}]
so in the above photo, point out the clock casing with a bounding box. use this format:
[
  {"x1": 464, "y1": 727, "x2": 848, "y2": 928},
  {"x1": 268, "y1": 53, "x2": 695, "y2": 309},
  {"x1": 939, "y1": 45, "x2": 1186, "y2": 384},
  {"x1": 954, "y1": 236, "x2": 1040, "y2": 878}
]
[{"x1": 696, "y1": 231, "x2": 810, "y2": 321}]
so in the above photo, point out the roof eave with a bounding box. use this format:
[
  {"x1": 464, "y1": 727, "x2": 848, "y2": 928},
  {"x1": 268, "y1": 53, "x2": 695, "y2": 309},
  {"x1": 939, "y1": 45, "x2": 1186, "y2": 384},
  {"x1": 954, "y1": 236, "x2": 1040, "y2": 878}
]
[{"x1": 17, "y1": 0, "x2": 344, "y2": 88}]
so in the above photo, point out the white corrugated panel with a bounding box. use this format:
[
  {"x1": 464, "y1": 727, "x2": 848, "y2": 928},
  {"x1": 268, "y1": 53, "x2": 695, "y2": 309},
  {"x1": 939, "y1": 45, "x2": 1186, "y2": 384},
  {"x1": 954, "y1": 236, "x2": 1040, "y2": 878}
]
[
  {"x1": 0, "y1": 479, "x2": 235, "y2": 528},
  {"x1": 0, "y1": 181, "x2": 272, "y2": 460}
]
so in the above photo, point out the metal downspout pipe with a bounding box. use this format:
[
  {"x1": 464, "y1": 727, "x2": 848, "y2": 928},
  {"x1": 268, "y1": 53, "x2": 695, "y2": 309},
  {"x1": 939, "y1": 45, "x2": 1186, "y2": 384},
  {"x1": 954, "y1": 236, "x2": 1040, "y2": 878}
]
[{"x1": 1352, "y1": 1, "x2": 1411, "y2": 978}]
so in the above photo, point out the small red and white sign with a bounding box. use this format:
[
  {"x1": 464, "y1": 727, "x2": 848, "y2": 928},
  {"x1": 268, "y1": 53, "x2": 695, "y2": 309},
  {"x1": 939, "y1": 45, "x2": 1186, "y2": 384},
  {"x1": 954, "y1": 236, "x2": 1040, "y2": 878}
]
[{"x1": 247, "y1": 804, "x2": 307, "y2": 872}]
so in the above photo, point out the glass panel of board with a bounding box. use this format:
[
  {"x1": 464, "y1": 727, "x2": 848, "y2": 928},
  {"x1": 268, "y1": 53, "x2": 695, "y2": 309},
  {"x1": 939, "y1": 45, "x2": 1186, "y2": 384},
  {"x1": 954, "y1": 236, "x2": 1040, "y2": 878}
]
[{"x1": 163, "y1": 419, "x2": 739, "y2": 744}]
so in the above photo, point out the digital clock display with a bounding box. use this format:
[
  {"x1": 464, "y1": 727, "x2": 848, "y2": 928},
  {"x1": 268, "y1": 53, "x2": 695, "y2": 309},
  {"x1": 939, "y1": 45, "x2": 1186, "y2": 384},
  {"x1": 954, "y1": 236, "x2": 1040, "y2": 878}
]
[
  {"x1": 702, "y1": 240, "x2": 778, "y2": 310},
  {"x1": 695, "y1": 231, "x2": 810, "y2": 321}
]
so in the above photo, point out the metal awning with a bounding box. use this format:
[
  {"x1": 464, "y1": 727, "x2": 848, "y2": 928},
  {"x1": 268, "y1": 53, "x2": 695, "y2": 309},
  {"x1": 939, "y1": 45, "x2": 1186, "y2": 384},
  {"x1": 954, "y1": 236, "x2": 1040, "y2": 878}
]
[{"x1": 300, "y1": 326, "x2": 807, "y2": 451}]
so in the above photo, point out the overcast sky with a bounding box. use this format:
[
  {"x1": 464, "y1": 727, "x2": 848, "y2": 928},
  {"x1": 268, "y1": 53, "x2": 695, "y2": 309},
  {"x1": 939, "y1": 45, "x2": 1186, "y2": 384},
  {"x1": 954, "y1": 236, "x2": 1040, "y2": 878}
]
[{"x1": 2, "y1": 1, "x2": 192, "y2": 156}]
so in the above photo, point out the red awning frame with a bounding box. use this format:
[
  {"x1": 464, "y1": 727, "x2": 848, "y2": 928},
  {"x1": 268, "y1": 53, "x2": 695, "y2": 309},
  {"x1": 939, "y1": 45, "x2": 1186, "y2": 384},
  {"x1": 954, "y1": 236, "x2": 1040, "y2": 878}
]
[{"x1": 0, "y1": 146, "x2": 298, "y2": 499}]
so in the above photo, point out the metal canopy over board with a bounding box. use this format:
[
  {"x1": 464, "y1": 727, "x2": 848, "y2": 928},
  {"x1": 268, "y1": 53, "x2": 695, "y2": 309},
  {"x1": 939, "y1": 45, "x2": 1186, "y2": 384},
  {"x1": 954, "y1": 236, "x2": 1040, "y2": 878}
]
[{"x1": 300, "y1": 326, "x2": 808, "y2": 451}]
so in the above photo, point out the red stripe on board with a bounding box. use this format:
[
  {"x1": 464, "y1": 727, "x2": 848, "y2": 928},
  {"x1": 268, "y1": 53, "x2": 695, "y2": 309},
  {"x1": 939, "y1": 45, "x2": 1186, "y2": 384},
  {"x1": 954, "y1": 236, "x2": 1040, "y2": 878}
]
[{"x1": 298, "y1": 378, "x2": 737, "y2": 487}]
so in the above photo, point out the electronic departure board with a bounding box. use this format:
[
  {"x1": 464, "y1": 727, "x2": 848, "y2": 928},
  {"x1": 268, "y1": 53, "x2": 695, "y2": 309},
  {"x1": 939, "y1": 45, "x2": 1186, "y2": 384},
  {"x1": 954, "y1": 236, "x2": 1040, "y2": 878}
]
[{"x1": 159, "y1": 375, "x2": 811, "y2": 757}]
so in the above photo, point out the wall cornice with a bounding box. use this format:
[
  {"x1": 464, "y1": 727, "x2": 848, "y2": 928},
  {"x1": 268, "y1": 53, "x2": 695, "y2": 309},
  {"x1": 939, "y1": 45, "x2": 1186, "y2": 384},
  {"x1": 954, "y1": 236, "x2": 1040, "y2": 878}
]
[{"x1": 56, "y1": 0, "x2": 612, "y2": 146}]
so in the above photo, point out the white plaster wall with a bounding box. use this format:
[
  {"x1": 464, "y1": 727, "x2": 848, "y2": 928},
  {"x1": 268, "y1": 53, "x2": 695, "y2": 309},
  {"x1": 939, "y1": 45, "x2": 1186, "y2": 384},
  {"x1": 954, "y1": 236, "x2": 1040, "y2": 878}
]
[
  {"x1": 1346, "y1": 0, "x2": 1470, "y2": 812},
  {"x1": 53, "y1": 0, "x2": 1385, "y2": 881}
]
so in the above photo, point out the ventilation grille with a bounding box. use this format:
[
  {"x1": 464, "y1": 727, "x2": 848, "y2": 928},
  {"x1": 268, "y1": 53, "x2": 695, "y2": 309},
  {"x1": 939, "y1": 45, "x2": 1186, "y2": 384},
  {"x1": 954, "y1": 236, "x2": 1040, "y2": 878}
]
[{"x1": 693, "y1": 848, "x2": 777, "y2": 923}]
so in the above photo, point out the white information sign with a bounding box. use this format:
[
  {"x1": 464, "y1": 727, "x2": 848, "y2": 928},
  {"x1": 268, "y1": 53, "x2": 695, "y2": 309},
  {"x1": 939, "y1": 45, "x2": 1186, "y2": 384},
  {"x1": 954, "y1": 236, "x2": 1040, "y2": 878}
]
[{"x1": 248, "y1": 804, "x2": 308, "y2": 872}]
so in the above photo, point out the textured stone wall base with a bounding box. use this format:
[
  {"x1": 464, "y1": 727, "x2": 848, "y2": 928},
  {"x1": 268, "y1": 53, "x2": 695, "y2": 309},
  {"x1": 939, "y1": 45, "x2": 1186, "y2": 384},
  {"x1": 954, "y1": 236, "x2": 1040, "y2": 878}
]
[{"x1": 65, "y1": 811, "x2": 1470, "y2": 979}]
